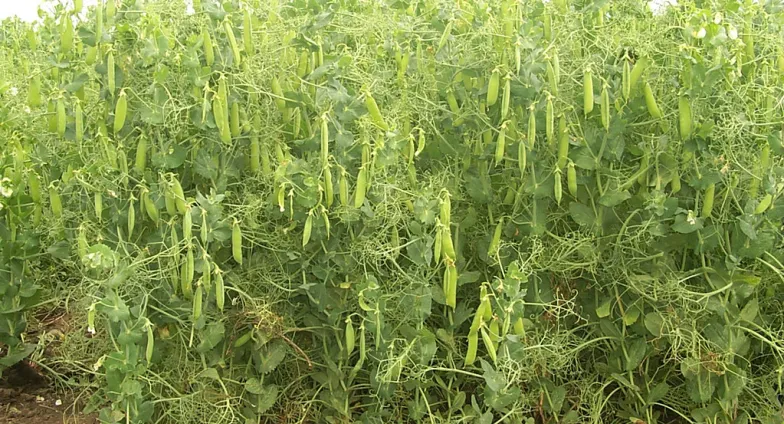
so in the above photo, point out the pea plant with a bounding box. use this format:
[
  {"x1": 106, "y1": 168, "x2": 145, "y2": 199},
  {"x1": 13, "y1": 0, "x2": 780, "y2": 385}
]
[{"x1": 1, "y1": 0, "x2": 784, "y2": 423}]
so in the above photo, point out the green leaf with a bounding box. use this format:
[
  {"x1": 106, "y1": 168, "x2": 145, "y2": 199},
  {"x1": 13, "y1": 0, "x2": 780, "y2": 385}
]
[
  {"x1": 260, "y1": 341, "x2": 287, "y2": 374},
  {"x1": 599, "y1": 189, "x2": 631, "y2": 207},
  {"x1": 480, "y1": 360, "x2": 506, "y2": 392},
  {"x1": 672, "y1": 214, "x2": 703, "y2": 234},
  {"x1": 256, "y1": 384, "x2": 279, "y2": 414},
  {"x1": 245, "y1": 377, "x2": 265, "y2": 395},
  {"x1": 625, "y1": 338, "x2": 647, "y2": 371},
  {"x1": 569, "y1": 202, "x2": 596, "y2": 227},
  {"x1": 644, "y1": 312, "x2": 664, "y2": 337},
  {"x1": 647, "y1": 382, "x2": 669, "y2": 404},
  {"x1": 596, "y1": 299, "x2": 612, "y2": 318},
  {"x1": 738, "y1": 298, "x2": 758, "y2": 322}
]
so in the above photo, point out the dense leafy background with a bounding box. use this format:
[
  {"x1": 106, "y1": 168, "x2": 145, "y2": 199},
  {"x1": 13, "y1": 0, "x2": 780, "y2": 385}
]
[{"x1": 2, "y1": 0, "x2": 784, "y2": 423}]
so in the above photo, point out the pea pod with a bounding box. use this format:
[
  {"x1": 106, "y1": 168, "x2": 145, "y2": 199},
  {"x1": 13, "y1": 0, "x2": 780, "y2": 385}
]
[
  {"x1": 637, "y1": 149, "x2": 649, "y2": 186},
  {"x1": 600, "y1": 84, "x2": 610, "y2": 130},
  {"x1": 416, "y1": 128, "x2": 426, "y2": 156},
  {"x1": 446, "y1": 89, "x2": 462, "y2": 126},
  {"x1": 183, "y1": 206, "x2": 193, "y2": 242},
  {"x1": 643, "y1": 81, "x2": 662, "y2": 119},
  {"x1": 546, "y1": 60, "x2": 558, "y2": 96},
  {"x1": 354, "y1": 166, "x2": 368, "y2": 208},
  {"x1": 546, "y1": 96, "x2": 555, "y2": 148},
  {"x1": 232, "y1": 219, "x2": 243, "y2": 265},
  {"x1": 61, "y1": 14, "x2": 73, "y2": 54},
  {"x1": 303, "y1": 211, "x2": 313, "y2": 247},
  {"x1": 444, "y1": 262, "x2": 457, "y2": 309},
  {"x1": 230, "y1": 102, "x2": 240, "y2": 137},
  {"x1": 480, "y1": 327, "x2": 497, "y2": 363},
  {"x1": 527, "y1": 105, "x2": 536, "y2": 148},
  {"x1": 243, "y1": 10, "x2": 253, "y2": 56},
  {"x1": 202, "y1": 28, "x2": 214, "y2": 66},
  {"x1": 436, "y1": 21, "x2": 452, "y2": 53},
  {"x1": 518, "y1": 141, "x2": 527, "y2": 176},
  {"x1": 28, "y1": 173, "x2": 41, "y2": 203},
  {"x1": 95, "y1": 192, "x2": 103, "y2": 220},
  {"x1": 622, "y1": 60, "x2": 631, "y2": 100},
  {"x1": 629, "y1": 57, "x2": 649, "y2": 95},
  {"x1": 671, "y1": 169, "x2": 682, "y2": 194},
  {"x1": 49, "y1": 185, "x2": 63, "y2": 218},
  {"x1": 755, "y1": 194, "x2": 773, "y2": 214},
  {"x1": 678, "y1": 95, "x2": 692, "y2": 140},
  {"x1": 145, "y1": 324, "x2": 154, "y2": 363},
  {"x1": 321, "y1": 114, "x2": 329, "y2": 166},
  {"x1": 464, "y1": 331, "x2": 479, "y2": 366},
  {"x1": 442, "y1": 225, "x2": 456, "y2": 260},
  {"x1": 271, "y1": 77, "x2": 286, "y2": 112},
  {"x1": 108, "y1": 52, "x2": 115, "y2": 94},
  {"x1": 114, "y1": 90, "x2": 127, "y2": 134},
  {"x1": 57, "y1": 98, "x2": 66, "y2": 136},
  {"x1": 171, "y1": 176, "x2": 187, "y2": 214},
  {"x1": 106, "y1": 0, "x2": 115, "y2": 20},
  {"x1": 28, "y1": 75, "x2": 41, "y2": 107},
  {"x1": 142, "y1": 189, "x2": 158, "y2": 225},
  {"x1": 543, "y1": 13, "x2": 552, "y2": 41},
  {"x1": 554, "y1": 167, "x2": 563, "y2": 205},
  {"x1": 224, "y1": 19, "x2": 241, "y2": 65},
  {"x1": 701, "y1": 183, "x2": 715, "y2": 218},
  {"x1": 181, "y1": 247, "x2": 194, "y2": 299},
  {"x1": 345, "y1": 317, "x2": 355, "y2": 357},
  {"x1": 75, "y1": 101, "x2": 84, "y2": 141},
  {"x1": 192, "y1": 283, "x2": 203, "y2": 321},
  {"x1": 487, "y1": 217, "x2": 503, "y2": 257},
  {"x1": 215, "y1": 267, "x2": 225, "y2": 311},
  {"x1": 494, "y1": 122, "x2": 507, "y2": 166},
  {"x1": 47, "y1": 101, "x2": 58, "y2": 132},
  {"x1": 440, "y1": 190, "x2": 451, "y2": 229},
  {"x1": 127, "y1": 199, "x2": 135, "y2": 238},
  {"x1": 584, "y1": 69, "x2": 594, "y2": 115},
  {"x1": 557, "y1": 116, "x2": 569, "y2": 168},
  {"x1": 77, "y1": 224, "x2": 88, "y2": 259},
  {"x1": 434, "y1": 221, "x2": 443, "y2": 263},
  {"x1": 500, "y1": 74, "x2": 511, "y2": 120},
  {"x1": 95, "y1": 4, "x2": 103, "y2": 42},
  {"x1": 249, "y1": 133, "x2": 260, "y2": 174},
  {"x1": 567, "y1": 161, "x2": 577, "y2": 196},
  {"x1": 365, "y1": 93, "x2": 389, "y2": 131},
  {"x1": 487, "y1": 69, "x2": 500, "y2": 107}
]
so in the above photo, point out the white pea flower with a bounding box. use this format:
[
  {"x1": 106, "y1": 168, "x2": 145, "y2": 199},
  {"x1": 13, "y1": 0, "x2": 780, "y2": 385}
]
[
  {"x1": 9, "y1": 87, "x2": 18, "y2": 96},
  {"x1": 695, "y1": 28, "x2": 706, "y2": 39},
  {"x1": 713, "y1": 12, "x2": 722, "y2": 24},
  {"x1": 0, "y1": 177, "x2": 14, "y2": 197},
  {"x1": 728, "y1": 25, "x2": 738, "y2": 40}
]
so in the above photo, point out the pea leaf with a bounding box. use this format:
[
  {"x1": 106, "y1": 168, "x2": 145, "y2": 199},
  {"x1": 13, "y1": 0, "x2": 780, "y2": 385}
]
[
  {"x1": 569, "y1": 202, "x2": 595, "y2": 227},
  {"x1": 599, "y1": 189, "x2": 631, "y2": 207}
]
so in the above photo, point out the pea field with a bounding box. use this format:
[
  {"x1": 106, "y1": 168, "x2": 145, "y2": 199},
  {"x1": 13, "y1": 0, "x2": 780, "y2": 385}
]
[{"x1": 1, "y1": 0, "x2": 784, "y2": 422}]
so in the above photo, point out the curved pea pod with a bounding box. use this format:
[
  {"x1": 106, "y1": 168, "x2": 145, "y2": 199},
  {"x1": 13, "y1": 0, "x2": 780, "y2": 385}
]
[
  {"x1": 234, "y1": 330, "x2": 253, "y2": 348},
  {"x1": 487, "y1": 68, "x2": 500, "y2": 107},
  {"x1": 622, "y1": 60, "x2": 631, "y2": 100},
  {"x1": 276, "y1": 183, "x2": 286, "y2": 212},
  {"x1": 49, "y1": 185, "x2": 63, "y2": 218},
  {"x1": 678, "y1": 95, "x2": 692, "y2": 140},
  {"x1": 200, "y1": 209, "x2": 209, "y2": 246},
  {"x1": 436, "y1": 20, "x2": 452, "y2": 53},
  {"x1": 28, "y1": 75, "x2": 41, "y2": 107},
  {"x1": 86, "y1": 45, "x2": 97, "y2": 65},
  {"x1": 701, "y1": 183, "x2": 715, "y2": 218},
  {"x1": 514, "y1": 317, "x2": 525, "y2": 337},
  {"x1": 142, "y1": 190, "x2": 158, "y2": 225},
  {"x1": 464, "y1": 331, "x2": 478, "y2": 366},
  {"x1": 600, "y1": 85, "x2": 610, "y2": 130},
  {"x1": 487, "y1": 217, "x2": 503, "y2": 257},
  {"x1": 416, "y1": 128, "x2": 426, "y2": 156},
  {"x1": 755, "y1": 194, "x2": 772, "y2": 215},
  {"x1": 224, "y1": 19, "x2": 242, "y2": 65},
  {"x1": 527, "y1": 106, "x2": 536, "y2": 148},
  {"x1": 480, "y1": 327, "x2": 497, "y2": 363},
  {"x1": 170, "y1": 176, "x2": 187, "y2": 214},
  {"x1": 193, "y1": 284, "x2": 203, "y2": 321},
  {"x1": 202, "y1": 28, "x2": 214, "y2": 66},
  {"x1": 127, "y1": 199, "x2": 135, "y2": 238},
  {"x1": 345, "y1": 317, "x2": 355, "y2": 357},
  {"x1": 113, "y1": 90, "x2": 127, "y2": 134},
  {"x1": 56, "y1": 98, "x2": 66, "y2": 136},
  {"x1": 354, "y1": 166, "x2": 368, "y2": 208},
  {"x1": 546, "y1": 60, "x2": 558, "y2": 96},
  {"x1": 583, "y1": 69, "x2": 594, "y2": 115},
  {"x1": 230, "y1": 102, "x2": 241, "y2": 137},
  {"x1": 518, "y1": 141, "x2": 527, "y2": 176},
  {"x1": 494, "y1": 122, "x2": 507, "y2": 166},
  {"x1": 442, "y1": 225, "x2": 456, "y2": 260},
  {"x1": 145, "y1": 323, "x2": 154, "y2": 363},
  {"x1": 365, "y1": 93, "x2": 389, "y2": 131},
  {"x1": 567, "y1": 161, "x2": 577, "y2": 197},
  {"x1": 134, "y1": 135, "x2": 147, "y2": 175},
  {"x1": 501, "y1": 75, "x2": 511, "y2": 120},
  {"x1": 232, "y1": 219, "x2": 243, "y2": 265},
  {"x1": 643, "y1": 81, "x2": 662, "y2": 119},
  {"x1": 107, "y1": 52, "x2": 115, "y2": 94},
  {"x1": 546, "y1": 97, "x2": 555, "y2": 147}
]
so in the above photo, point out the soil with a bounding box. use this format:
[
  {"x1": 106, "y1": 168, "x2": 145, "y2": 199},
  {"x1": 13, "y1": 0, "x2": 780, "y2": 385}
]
[{"x1": 0, "y1": 362, "x2": 97, "y2": 424}]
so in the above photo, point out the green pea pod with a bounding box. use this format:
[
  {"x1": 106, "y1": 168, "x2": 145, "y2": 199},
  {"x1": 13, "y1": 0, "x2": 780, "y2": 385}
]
[
  {"x1": 701, "y1": 183, "x2": 715, "y2": 218},
  {"x1": 554, "y1": 167, "x2": 563, "y2": 205},
  {"x1": 487, "y1": 69, "x2": 500, "y2": 107},
  {"x1": 557, "y1": 116, "x2": 569, "y2": 169},
  {"x1": 464, "y1": 331, "x2": 478, "y2": 366},
  {"x1": 243, "y1": 10, "x2": 253, "y2": 55},
  {"x1": 114, "y1": 91, "x2": 127, "y2": 134},
  {"x1": 494, "y1": 122, "x2": 507, "y2": 166},
  {"x1": 754, "y1": 194, "x2": 772, "y2": 215},
  {"x1": 232, "y1": 220, "x2": 243, "y2": 265},
  {"x1": 547, "y1": 61, "x2": 558, "y2": 96},
  {"x1": 670, "y1": 169, "x2": 681, "y2": 194},
  {"x1": 127, "y1": 200, "x2": 135, "y2": 238},
  {"x1": 527, "y1": 106, "x2": 536, "y2": 148},
  {"x1": 643, "y1": 81, "x2": 662, "y2": 119},
  {"x1": 583, "y1": 69, "x2": 594, "y2": 115},
  {"x1": 546, "y1": 97, "x2": 555, "y2": 148},
  {"x1": 442, "y1": 225, "x2": 456, "y2": 260},
  {"x1": 622, "y1": 60, "x2": 631, "y2": 100},
  {"x1": 345, "y1": 317, "x2": 355, "y2": 357},
  {"x1": 193, "y1": 284, "x2": 203, "y2": 321},
  {"x1": 567, "y1": 161, "x2": 577, "y2": 197},
  {"x1": 303, "y1": 212, "x2": 313, "y2": 247},
  {"x1": 518, "y1": 141, "x2": 527, "y2": 176},
  {"x1": 365, "y1": 93, "x2": 389, "y2": 131},
  {"x1": 500, "y1": 75, "x2": 511, "y2": 120},
  {"x1": 480, "y1": 327, "x2": 497, "y2": 363},
  {"x1": 230, "y1": 102, "x2": 241, "y2": 137},
  {"x1": 215, "y1": 267, "x2": 225, "y2": 311},
  {"x1": 487, "y1": 217, "x2": 503, "y2": 257},
  {"x1": 224, "y1": 19, "x2": 241, "y2": 65},
  {"x1": 600, "y1": 85, "x2": 610, "y2": 131},
  {"x1": 146, "y1": 324, "x2": 154, "y2": 364},
  {"x1": 678, "y1": 95, "x2": 692, "y2": 140},
  {"x1": 203, "y1": 28, "x2": 214, "y2": 66},
  {"x1": 49, "y1": 185, "x2": 63, "y2": 218},
  {"x1": 354, "y1": 166, "x2": 368, "y2": 208},
  {"x1": 434, "y1": 222, "x2": 443, "y2": 263},
  {"x1": 57, "y1": 98, "x2": 66, "y2": 136}
]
